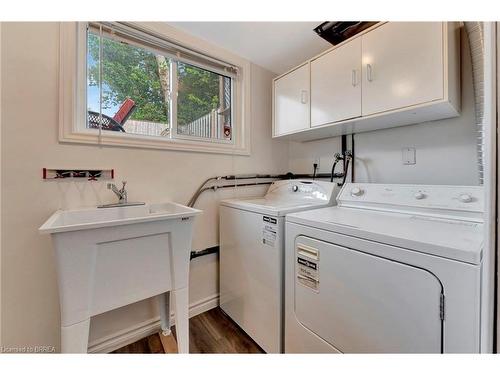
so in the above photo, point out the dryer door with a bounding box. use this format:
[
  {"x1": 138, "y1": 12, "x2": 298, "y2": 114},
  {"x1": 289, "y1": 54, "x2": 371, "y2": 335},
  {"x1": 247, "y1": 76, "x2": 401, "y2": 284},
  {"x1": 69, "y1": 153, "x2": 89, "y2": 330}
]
[{"x1": 294, "y1": 236, "x2": 443, "y2": 353}]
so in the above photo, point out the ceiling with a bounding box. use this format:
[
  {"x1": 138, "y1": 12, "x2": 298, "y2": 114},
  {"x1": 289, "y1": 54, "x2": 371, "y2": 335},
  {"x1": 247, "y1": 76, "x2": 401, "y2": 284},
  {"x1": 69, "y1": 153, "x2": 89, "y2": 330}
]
[{"x1": 168, "y1": 22, "x2": 332, "y2": 75}]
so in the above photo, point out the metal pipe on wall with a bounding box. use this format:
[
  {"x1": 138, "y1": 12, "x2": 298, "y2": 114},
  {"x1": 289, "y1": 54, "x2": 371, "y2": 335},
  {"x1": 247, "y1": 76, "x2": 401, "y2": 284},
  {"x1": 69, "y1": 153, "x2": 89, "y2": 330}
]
[
  {"x1": 188, "y1": 172, "x2": 345, "y2": 259},
  {"x1": 187, "y1": 172, "x2": 344, "y2": 208}
]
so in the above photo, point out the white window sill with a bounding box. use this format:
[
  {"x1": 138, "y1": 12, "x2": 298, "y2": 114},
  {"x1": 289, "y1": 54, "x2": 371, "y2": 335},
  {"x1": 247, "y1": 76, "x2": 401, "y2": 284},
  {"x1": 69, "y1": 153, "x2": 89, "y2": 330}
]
[{"x1": 59, "y1": 128, "x2": 251, "y2": 156}]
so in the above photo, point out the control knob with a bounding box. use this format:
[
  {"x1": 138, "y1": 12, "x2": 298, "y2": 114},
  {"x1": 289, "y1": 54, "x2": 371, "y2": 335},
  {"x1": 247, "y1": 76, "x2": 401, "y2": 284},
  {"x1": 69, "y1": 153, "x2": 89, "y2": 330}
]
[
  {"x1": 292, "y1": 185, "x2": 299, "y2": 192},
  {"x1": 459, "y1": 194, "x2": 473, "y2": 203},
  {"x1": 414, "y1": 192, "x2": 425, "y2": 200},
  {"x1": 351, "y1": 187, "x2": 363, "y2": 197}
]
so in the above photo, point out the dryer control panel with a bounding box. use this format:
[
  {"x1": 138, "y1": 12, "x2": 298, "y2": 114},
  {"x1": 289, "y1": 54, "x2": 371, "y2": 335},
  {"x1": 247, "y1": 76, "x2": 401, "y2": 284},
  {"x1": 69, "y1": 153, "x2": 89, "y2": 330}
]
[{"x1": 337, "y1": 183, "x2": 484, "y2": 218}]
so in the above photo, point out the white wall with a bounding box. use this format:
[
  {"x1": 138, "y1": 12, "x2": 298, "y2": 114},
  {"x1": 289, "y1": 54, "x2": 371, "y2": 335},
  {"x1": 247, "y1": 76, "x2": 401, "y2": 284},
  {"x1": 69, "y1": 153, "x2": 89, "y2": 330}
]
[
  {"x1": 0, "y1": 22, "x2": 3, "y2": 349},
  {"x1": 0, "y1": 22, "x2": 289, "y2": 351},
  {"x1": 497, "y1": 22, "x2": 500, "y2": 353},
  {"x1": 0, "y1": 22, "x2": 481, "y2": 353},
  {"x1": 289, "y1": 31, "x2": 479, "y2": 186}
]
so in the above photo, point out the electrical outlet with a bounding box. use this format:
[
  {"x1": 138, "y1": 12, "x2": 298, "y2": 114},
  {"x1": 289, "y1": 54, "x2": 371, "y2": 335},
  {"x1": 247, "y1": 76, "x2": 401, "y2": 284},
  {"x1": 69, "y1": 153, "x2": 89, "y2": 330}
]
[
  {"x1": 314, "y1": 157, "x2": 321, "y2": 170},
  {"x1": 402, "y1": 147, "x2": 416, "y2": 165}
]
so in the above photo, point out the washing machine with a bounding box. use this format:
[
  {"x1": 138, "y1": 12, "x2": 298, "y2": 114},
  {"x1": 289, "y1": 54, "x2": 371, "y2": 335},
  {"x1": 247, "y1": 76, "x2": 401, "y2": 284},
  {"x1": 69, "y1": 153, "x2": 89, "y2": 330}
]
[
  {"x1": 285, "y1": 183, "x2": 485, "y2": 353},
  {"x1": 219, "y1": 179, "x2": 338, "y2": 353}
]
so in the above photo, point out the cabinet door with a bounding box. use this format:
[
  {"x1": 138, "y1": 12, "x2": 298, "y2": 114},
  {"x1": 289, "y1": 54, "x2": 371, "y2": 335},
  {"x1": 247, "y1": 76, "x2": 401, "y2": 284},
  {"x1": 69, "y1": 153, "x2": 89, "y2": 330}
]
[
  {"x1": 274, "y1": 64, "x2": 310, "y2": 136},
  {"x1": 361, "y1": 22, "x2": 444, "y2": 116},
  {"x1": 311, "y1": 38, "x2": 362, "y2": 127}
]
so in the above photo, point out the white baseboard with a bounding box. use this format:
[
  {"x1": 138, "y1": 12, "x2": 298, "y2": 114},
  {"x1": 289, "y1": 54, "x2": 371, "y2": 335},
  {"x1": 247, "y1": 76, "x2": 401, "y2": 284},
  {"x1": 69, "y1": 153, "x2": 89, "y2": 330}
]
[{"x1": 88, "y1": 294, "x2": 219, "y2": 353}]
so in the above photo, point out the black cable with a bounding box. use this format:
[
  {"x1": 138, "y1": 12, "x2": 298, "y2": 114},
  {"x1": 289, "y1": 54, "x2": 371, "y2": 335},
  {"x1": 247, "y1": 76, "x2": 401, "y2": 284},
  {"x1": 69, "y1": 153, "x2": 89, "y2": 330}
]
[
  {"x1": 351, "y1": 134, "x2": 355, "y2": 182},
  {"x1": 339, "y1": 158, "x2": 351, "y2": 186},
  {"x1": 313, "y1": 163, "x2": 318, "y2": 180},
  {"x1": 341, "y1": 135, "x2": 347, "y2": 172},
  {"x1": 330, "y1": 160, "x2": 339, "y2": 182}
]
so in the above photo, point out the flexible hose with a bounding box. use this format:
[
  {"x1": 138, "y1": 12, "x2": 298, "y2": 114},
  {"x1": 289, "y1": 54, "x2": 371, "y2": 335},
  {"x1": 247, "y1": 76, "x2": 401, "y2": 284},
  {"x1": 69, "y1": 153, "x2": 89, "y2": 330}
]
[
  {"x1": 464, "y1": 22, "x2": 485, "y2": 185},
  {"x1": 330, "y1": 153, "x2": 343, "y2": 182},
  {"x1": 222, "y1": 174, "x2": 275, "y2": 180},
  {"x1": 189, "y1": 182, "x2": 274, "y2": 207},
  {"x1": 187, "y1": 176, "x2": 220, "y2": 207}
]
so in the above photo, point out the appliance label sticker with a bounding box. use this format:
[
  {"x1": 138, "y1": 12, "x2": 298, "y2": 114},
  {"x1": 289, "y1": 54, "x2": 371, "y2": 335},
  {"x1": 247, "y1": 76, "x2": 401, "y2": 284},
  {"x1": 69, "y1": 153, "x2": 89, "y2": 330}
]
[
  {"x1": 263, "y1": 216, "x2": 277, "y2": 224},
  {"x1": 262, "y1": 217, "x2": 277, "y2": 247},
  {"x1": 297, "y1": 256, "x2": 319, "y2": 292}
]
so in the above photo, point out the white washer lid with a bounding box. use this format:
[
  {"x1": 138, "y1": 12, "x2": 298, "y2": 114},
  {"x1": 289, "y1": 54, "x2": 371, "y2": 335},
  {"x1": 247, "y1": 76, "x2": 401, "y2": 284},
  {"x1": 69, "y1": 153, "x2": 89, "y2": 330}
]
[
  {"x1": 287, "y1": 206, "x2": 483, "y2": 264},
  {"x1": 220, "y1": 179, "x2": 338, "y2": 217},
  {"x1": 221, "y1": 197, "x2": 331, "y2": 217}
]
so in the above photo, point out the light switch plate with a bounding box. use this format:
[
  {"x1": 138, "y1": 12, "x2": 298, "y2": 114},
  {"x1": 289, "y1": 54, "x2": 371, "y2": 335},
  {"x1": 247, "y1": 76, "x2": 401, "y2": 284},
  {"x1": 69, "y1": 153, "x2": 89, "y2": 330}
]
[{"x1": 402, "y1": 147, "x2": 416, "y2": 165}]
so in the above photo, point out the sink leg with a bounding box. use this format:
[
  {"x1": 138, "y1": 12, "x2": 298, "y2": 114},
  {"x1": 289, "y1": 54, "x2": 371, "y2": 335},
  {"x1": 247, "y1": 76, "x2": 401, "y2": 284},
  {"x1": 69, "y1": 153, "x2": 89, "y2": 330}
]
[
  {"x1": 172, "y1": 288, "x2": 189, "y2": 353},
  {"x1": 159, "y1": 292, "x2": 171, "y2": 336},
  {"x1": 61, "y1": 319, "x2": 90, "y2": 353}
]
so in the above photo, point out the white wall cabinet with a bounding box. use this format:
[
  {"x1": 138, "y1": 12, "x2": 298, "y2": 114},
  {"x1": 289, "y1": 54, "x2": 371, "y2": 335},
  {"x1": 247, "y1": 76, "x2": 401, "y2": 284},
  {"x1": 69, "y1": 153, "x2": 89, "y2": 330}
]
[
  {"x1": 273, "y1": 63, "x2": 310, "y2": 136},
  {"x1": 361, "y1": 22, "x2": 445, "y2": 116},
  {"x1": 272, "y1": 22, "x2": 460, "y2": 141},
  {"x1": 311, "y1": 37, "x2": 362, "y2": 127}
]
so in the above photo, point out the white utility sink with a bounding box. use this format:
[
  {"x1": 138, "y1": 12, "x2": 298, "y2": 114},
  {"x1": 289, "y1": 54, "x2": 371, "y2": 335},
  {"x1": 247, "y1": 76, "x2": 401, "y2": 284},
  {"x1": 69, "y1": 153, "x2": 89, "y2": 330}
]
[{"x1": 40, "y1": 202, "x2": 202, "y2": 353}]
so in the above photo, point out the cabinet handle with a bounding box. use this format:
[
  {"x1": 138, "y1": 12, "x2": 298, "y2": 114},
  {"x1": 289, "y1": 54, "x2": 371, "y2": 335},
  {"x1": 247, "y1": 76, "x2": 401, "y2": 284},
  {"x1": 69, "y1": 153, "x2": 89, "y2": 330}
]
[
  {"x1": 352, "y1": 69, "x2": 357, "y2": 87},
  {"x1": 366, "y1": 64, "x2": 373, "y2": 82},
  {"x1": 300, "y1": 90, "x2": 308, "y2": 104}
]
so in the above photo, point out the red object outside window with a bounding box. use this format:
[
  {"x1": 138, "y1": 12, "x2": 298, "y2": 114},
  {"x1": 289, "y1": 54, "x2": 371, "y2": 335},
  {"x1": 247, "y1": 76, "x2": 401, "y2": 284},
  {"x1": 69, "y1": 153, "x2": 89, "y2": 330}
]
[
  {"x1": 113, "y1": 98, "x2": 136, "y2": 124},
  {"x1": 224, "y1": 124, "x2": 231, "y2": 139}
]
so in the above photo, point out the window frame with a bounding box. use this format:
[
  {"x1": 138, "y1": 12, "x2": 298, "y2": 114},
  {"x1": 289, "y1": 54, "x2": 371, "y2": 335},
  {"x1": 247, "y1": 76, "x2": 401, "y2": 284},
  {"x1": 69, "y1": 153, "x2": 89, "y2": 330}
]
[
  {"x1": 59, "y1": 22, "x2": 251, "y2": 155},
  {"x1": 170, "y1": 60, "x2": 235, "y2": 144}
]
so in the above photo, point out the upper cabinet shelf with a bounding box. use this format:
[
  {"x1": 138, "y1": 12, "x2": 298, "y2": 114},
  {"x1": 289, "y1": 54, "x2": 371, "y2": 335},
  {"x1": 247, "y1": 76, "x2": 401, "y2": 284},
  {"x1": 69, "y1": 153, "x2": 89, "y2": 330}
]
[{"x1": 272, "y1": 22, "x2": 461, "y2": 141}]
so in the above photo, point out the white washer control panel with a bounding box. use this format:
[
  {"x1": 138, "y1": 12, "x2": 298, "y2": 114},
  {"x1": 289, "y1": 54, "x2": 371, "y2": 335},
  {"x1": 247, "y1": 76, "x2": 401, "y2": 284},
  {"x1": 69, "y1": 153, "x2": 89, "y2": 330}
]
[
  {"x1": 338, "y1": 183, "x2": 484, "y2": 213},
  {"x1": 265, "y1": 179, "x2": 337, "y2": 203}
]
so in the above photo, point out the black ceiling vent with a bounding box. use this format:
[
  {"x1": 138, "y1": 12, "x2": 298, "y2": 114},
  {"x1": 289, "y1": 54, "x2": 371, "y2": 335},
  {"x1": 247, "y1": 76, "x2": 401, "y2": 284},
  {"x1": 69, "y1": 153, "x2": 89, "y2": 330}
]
[{"x1": 313, "y1": 22, "x2": 378, "y2": 46}]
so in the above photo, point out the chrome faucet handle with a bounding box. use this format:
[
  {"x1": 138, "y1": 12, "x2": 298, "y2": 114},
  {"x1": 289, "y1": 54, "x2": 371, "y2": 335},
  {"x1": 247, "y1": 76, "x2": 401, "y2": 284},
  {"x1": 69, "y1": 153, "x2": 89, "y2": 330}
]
[
  {"x1": 105, "y1": 181, "x2": 128, "y2": 204},
  {"x1": 119, "y1": 181, "x2": 128, "y2": 203}
]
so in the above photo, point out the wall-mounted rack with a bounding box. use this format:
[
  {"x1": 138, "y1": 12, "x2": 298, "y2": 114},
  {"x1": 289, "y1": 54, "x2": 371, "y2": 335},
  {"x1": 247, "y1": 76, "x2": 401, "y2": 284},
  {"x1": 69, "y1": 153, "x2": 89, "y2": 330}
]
[{"x1": 42, "y1": 168, "x2": 114, "y2": 181}]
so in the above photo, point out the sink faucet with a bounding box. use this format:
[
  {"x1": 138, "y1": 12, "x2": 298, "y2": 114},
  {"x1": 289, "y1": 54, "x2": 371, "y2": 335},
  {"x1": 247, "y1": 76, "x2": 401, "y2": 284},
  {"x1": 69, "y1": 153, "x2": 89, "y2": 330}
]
[
  {"x1": 98, "y1": 181, "x2": 144, "y2": 209},
  {"x1": 108, "y1": 181, "x2": 128, "y2": 204}
]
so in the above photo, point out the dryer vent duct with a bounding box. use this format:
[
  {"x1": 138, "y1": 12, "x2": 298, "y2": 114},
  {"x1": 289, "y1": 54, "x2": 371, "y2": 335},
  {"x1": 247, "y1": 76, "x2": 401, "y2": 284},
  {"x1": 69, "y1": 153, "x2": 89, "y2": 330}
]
[
  {"x1": 464, "y1": 22, "x2": 485, "y2": 185},
  {"x1": 313, "y1": 22, "x2": 377, "y2": 46}
]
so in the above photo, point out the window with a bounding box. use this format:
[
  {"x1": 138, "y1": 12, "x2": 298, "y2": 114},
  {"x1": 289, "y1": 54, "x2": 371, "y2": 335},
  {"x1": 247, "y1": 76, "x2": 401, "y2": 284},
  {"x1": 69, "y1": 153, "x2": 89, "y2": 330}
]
[
  {"x1": 87, "y1": 25, "x2": 232, "y2": 142},
  {"x1": 176, "y1": 62, "x2": 232, "y2": 141},
  {"x1": 59, "y1": 23, "x2": 250, "y2": 155}
]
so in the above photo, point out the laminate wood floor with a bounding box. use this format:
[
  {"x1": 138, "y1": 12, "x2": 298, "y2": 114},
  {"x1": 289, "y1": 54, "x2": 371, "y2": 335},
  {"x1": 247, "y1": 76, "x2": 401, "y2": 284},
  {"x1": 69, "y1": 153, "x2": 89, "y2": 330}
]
[{"x1": 112, "y1": 307, "x2": 264, "y2": 354}]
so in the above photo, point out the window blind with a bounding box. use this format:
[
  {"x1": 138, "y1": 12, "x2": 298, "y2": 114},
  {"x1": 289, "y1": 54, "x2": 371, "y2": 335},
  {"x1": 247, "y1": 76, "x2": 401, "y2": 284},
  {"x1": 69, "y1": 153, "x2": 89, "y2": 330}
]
[{"x1": 87, "y1": 22, "x2": 239, "y2": 78}]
